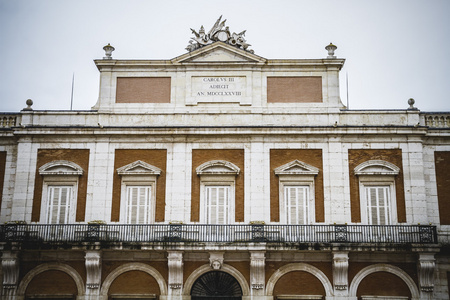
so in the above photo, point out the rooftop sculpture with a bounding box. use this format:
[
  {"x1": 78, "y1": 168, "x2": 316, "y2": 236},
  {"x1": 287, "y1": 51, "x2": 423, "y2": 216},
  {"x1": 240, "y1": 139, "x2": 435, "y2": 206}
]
[{"x1": 186, "y1": 16, "x2": 253, "y2": 53}]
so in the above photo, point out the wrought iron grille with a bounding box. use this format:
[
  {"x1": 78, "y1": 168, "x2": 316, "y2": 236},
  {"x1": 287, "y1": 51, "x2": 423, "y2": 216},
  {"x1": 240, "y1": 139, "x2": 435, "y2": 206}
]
[{"x1": 0, "y1": 224, "x2": 438, "y2": 246}]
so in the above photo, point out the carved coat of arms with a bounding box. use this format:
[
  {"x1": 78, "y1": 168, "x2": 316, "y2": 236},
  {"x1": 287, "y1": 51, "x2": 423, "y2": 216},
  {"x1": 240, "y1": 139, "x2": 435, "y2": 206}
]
[{"x1": 186, "y1": 16, "x2": 253, "y2": 53}]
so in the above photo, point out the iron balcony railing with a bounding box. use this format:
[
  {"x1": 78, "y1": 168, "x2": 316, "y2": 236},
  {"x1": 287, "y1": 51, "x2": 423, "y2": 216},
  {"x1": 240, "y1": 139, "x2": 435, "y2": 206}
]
[{"x1": 0, "y1": 224, "x2": 437, "y2": 246}]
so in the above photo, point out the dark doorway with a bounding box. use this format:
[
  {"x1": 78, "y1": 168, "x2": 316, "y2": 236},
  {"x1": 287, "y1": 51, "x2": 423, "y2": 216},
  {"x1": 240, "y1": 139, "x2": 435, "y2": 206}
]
[{"x1": 191, "y1": 271, "x2": 242, "y2": 300}]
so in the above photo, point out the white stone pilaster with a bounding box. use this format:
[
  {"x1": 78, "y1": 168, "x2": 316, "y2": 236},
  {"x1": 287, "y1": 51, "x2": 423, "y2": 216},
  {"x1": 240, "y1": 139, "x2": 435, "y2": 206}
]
[
  {"x1": 85, "y1": 140, "x2": 114, "y2": 222},
  {"x1": 85, "y1": 250, "x2": 102, "y2": 298},
  {"x1": 247, "y1": 142, "x2": 267, "y2": 223},
  {"x1": 168, "y1": 251, "x2": 184, "y2": 297},
  {"x1": 250, "y1": 251, "x2": 265, "y2": 296},
  {"x1": 332, "y1": 251, "x2": 349, "y2": 296},
  {"x1": 167, "y1": 143, "x2": 190, "y2": 223},
  {"x1": 1, "y1": 251, "x2": 19, "y2": 300},
  {"x1": 402, "y1": 141, "x2": 428, "y2": 224},
  {"x1": 325, "y1": 139, "x2": 349, "y2": 224},
  {"x1": 11, "y1": 139, "x2": 36, "y2": 222}
]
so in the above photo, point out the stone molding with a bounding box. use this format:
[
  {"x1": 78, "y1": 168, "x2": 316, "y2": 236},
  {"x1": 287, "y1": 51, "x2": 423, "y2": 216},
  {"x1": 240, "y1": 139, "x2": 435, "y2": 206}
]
[
  {"x1": 250, "y1": 251, "x2": 265, "y2": 294},
  {"x1": 168, "y1": 251, "x2": 184, "y2": 293},
  {"x1": 38, "y1": 160, "x2": 84, "y2": 176},
  {"x1": 209, "y1": 252, "x2": 225, "y2": 270},
  {"x1": 183, "y1": 263, "x2": 250, "y2": 296},
  {"x1": 418, "y1": 253, "x2": 436, "y2": 292},
  {"x1": 1, "y1": 251, "x2": 19, "y2": 290},
  {"x1": 354, "y1": 160, "x2": 400, "y2": 176},
  {"x1": 265, "y1": 263, "x2": 333, "y2": 297},
  {"x1": 332, "y1": 251, "x2": 349, "y2": 292},
  {"x1": 100, "y1": 262, "x2": 167, "y2": 296},
  {"x1": 196, "y1": 160, "x2": 240, "y2": 176},
  {"x1": 16, "y1": 262, "x2": 85, "y2": 297},
  {"x1": 274, "y1": 159, "x2": 320, "y2": 176},
  {"x1": 85, "y1": 250, "x2": 102, "y2": 290},
  {"x1": 117, "y1": 160, "x2": 162, "y2": 176}
]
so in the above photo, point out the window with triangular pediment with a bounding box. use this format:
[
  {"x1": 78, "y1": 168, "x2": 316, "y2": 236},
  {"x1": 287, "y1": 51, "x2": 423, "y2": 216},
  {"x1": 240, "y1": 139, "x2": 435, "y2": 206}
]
[
  {"x1": 275, "y1": 160, "x2": 319, "y2": 225},
  {"x1": 117, "y1": 160, "x2": 162, "y2": 224}
]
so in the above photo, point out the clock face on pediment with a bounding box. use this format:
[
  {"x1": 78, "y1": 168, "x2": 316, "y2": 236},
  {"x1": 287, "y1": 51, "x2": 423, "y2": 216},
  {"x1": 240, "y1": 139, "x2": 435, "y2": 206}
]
[{"x1": 172, "y1": 42, "x2": 266, "y2": 64}]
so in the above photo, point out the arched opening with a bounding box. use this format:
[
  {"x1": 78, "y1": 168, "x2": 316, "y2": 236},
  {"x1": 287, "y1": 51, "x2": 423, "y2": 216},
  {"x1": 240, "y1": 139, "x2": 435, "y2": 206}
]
[
  {"x1": 191, "y1": 271, "x2": 242, "y2": 300},
  {"x1": 273, "y1": 271, "x2": 325, "y2": 298},
  {"x1": 357, "y1": 271, "x2": 412, "y2": 299},
  {"x1": 25, "y1": 270, "x2": 78, "y2": 299}
]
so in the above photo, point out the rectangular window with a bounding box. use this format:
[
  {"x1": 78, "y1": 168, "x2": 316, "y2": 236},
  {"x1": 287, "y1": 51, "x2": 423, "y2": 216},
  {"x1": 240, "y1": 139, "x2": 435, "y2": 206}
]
[
  {"x1": 46, "y1": 186, "x2": 73, "y2": 224},
  {"x1": 205, "y1": 186, "x2": 230, "y2": 224},
  {"x1": 284, "y1": 186, "x2": 310, "y2": 224},
  {"x1": 125, "y1": 186, "x2": 152, "y2": 224},
  {"x1": 365, "y1": 186, "x2": 391, "y2": 225}
]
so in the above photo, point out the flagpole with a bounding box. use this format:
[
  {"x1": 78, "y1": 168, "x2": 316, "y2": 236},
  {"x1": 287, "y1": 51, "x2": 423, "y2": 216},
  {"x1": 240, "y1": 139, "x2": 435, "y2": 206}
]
[{"x1": 70, "y1": 73, "x2": 74, "y2": 110}]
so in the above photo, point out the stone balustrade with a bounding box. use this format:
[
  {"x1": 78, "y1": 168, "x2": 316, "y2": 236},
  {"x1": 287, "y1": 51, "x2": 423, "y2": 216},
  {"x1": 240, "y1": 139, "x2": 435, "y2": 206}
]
[
  {"x1": 0, "y1": 114, "x2": 18, "y2": 128},
  {"x1": 422, "y1": 113, "x2": 450, "y2": 128}
]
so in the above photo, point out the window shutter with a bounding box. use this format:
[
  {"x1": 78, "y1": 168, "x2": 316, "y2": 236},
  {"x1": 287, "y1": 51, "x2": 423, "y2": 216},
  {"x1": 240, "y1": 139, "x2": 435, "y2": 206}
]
[
  {"x1": 126, "y1": 186, "x2": 152, "y2": 224},
  {"x1": 366, "y1": 186, "x2": 391, "y2": 225},
  {"x1": 206, "y1": 186, "x2": 230, "y2": 224},
  {"x1": 284, "y1": 186, "x2": 309, "y2": 224},
  {"x1": 47, "y1": 186, "x2": 72, "y2": 224}
]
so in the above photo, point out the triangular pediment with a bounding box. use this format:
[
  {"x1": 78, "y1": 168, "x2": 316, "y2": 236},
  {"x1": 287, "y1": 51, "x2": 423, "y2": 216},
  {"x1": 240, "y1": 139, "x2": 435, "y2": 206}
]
[
  {"x1": 274, "y1": 160, "x2": 319, "y2": 176},
  {"x1": 117, "y1": 160, "x2": 162, "y2": 176},
  {"x1": 173, "y1": 42, "x2": 266, "y2": 64}
]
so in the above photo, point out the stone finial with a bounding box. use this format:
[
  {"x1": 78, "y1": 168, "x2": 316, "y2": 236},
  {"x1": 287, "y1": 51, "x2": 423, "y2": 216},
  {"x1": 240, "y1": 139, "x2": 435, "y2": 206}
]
[
  {"x1": 23, "y1": 99, "x2": 33, "y2": 111},
  {"x1": 325, "y1": 43, "x2": 337, "y2": 59},
  {"x1": 103, "y1": 43, "x2": 115, "y2": 59},
  {"x1": 408, "y1": 98, "x2": 418, "y2": 110}
]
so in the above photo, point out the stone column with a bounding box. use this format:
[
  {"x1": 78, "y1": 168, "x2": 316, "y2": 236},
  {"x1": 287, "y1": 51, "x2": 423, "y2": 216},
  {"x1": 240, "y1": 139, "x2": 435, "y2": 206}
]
[
  {"x1": 168, "y1": 251, "x2": 183, "y2": 298},
  {"x1": 250, "y1": 251, "x2": 265, "y2": 297},
  {"x1": 85, "y1": 250, "x2": 102, "y2": 299},
  {"x1": 332, "y1": 251, "x2": 349, "y2": 297},
  {"x1": 1, "y1": 251, "x2": 19, "y2": 300},
  {"x1": 418, "y1": 253, "x2": 436, "y2": 296}
]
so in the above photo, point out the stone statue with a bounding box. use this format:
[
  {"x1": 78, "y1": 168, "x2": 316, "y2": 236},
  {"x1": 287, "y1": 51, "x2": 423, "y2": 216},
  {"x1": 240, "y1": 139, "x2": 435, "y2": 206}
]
[{"x1": 186, "y1": 16, "x2": 254, "y2": 53}]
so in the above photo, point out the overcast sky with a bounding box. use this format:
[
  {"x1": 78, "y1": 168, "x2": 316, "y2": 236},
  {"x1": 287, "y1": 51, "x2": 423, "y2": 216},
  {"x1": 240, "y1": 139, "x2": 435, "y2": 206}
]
[{"x1": 0, "y1": 0, "x2": 449, "y2": 112}]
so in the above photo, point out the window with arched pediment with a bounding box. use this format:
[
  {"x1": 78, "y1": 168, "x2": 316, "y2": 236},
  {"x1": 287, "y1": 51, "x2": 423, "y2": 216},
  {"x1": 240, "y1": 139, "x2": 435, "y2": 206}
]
[
  {"x1": 196, "y1": 160, "x2": 240, "y2": 224},
  {"x1": 274, "y1": 160, "x2": 319, "y2": 224},
  {"x1": 38, "y1": 160, "x2": 83, "y2": 224},
  {"x1": 117, "y1": 160, "x2": 162, "y2": 224},
  {"x1": 355, "y1": 160, "x2": 400, "y2": 225}
]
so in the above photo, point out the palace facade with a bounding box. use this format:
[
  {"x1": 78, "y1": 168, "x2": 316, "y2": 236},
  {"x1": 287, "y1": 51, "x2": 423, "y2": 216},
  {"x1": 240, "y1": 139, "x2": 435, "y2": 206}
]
[{"x1": 1, "y1": 18, "x2": 450, "y2": 300}]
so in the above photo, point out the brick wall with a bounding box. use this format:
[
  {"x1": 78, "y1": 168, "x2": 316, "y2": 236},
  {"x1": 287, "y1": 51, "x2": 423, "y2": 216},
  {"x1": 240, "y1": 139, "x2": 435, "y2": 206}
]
[
  {"x1": 116, "y1": 77, "x2": 171, "y2": 103},
  {"x1": 32, "y1": 149, "x2": 90, "y2": 222},
  {"x1": 348, "y1": 149, "x2": 405, "y2": 223},
  {"x1": 270, "y1": 149, "x2": 324, "y2": 222},
  {"x1": 112, "y1": 149, "x2": 167, "y2": 222},
  {"x1": 191, "y1": 149, "x2": 245, "y2": 222},
  {"x1": 267, "y1": 77, "x2": 322, "y2": 103}
]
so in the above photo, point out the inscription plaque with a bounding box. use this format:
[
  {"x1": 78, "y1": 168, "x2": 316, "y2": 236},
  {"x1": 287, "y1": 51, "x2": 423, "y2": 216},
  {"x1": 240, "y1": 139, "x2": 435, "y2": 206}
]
[{"x1": 192, "y1": 76, "x2": 246, "y2": 99}]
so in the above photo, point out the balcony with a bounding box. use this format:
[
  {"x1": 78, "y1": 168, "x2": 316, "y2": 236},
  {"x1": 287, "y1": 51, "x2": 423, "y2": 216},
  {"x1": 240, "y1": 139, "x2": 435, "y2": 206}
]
[{"x1": 0, "y1": 224, "x2": 437, "y2": 249}]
